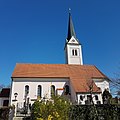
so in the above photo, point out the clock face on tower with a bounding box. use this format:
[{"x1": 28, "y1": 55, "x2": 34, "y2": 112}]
[{"x1": 72, "y1": 39, "x2": 75, "y2": 42}]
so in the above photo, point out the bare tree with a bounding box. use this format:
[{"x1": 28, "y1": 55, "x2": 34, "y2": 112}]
[
  {"x1": 111, "y1": 70, "x2": 120, "y2": 97},
  {"x1": 86, "y1": 79, "x2": 99, "y2": 120},
  {"x1": 86, "y1": 79, "x2": 94, "y2": 104},
  {"x1": 0, "y1": 84, "x2": 11, "y2": 92}
]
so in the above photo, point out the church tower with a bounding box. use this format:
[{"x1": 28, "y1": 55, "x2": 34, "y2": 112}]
[{"x1": 64, "y1": 12, "x2": 83, "y2": 65}]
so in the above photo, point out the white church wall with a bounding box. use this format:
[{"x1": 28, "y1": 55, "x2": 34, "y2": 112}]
[
  {"x1": 93, "y1": 79, "x2": 110, "y2": 93},
  {"x1": 77, "y1": 93, "x2": 103, "y2": 105},
  {"x1": 10, "y1": 78, "x2": 69, "y2": 106}
]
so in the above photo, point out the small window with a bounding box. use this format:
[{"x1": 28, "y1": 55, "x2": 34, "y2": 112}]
[
  {"x1": 95, "y1": 95, "x2": 98, "y2": 100},
  {"x1": 3, "y1": 100, "x2": 9, "y2": 106}
]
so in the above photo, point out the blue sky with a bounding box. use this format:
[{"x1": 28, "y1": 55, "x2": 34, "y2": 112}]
[{"x1": 0, "y1": 0, "x2": 120, "y2": 86}]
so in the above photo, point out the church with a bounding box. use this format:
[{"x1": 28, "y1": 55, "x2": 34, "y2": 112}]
[{"x1": 10, "y1": 12, "x2": 110, "y2": 111}]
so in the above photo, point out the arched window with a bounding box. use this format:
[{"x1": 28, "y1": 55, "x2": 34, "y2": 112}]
[
  {"x1": 37, "y1": 85, "x2": 42, "y2": 98},
  {"x1": 75, "y1": 49, "x2": 77, "y2": 56},
  {"x1": 80, "y1": 95, "x2": 83, "y2": 101},
  {"x1": 25, "y1": 85, "x2": 29, "y2": 97},
  {"x1": 51, "y1": 85, "x2": 55, "y2": 97},
  {"x1": 64, "y1": 85, "x2": 69, "y2": 95},
  {"x1": 72, "y1": 49, "x2": 74, "y2": 56},
  {"x1": 95, "y1": 95, "x2": 98, "y2": 100}
]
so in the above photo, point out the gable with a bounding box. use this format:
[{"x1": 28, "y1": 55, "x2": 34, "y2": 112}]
[{"x1": 67, "y1": 36, "x2": 79, "y2": 45}]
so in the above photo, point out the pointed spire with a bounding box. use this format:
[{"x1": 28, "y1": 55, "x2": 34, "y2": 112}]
[{"x1": 67, "y1": 9, "x2": 77, "y2": 41}]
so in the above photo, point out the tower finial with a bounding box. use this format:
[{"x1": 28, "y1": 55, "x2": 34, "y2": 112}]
[{"x1": 68, "y1": 8, "x2": 71, "y2": 14}]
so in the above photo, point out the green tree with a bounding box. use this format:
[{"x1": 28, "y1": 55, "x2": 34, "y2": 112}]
[{"x1": 31, "y1": 95, "x2": 70, "y2": 120}]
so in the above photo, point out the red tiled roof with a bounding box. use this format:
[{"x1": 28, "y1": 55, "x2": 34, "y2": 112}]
[
  {"x1": 0, "y1": 88, "x2": 10, "y2": 98},
  {"x1": 12, "y1": 64, "x2": 108, "y2": 93}
]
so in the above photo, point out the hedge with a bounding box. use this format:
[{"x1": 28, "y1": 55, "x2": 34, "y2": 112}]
[
  {"x1": 69, "y1": 104, "x2": 120, "y2": 120},
  {"x1": 0, "y1": 107, "x2": 10, "y2": 120}
]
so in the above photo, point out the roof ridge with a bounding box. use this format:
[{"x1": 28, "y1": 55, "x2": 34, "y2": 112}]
[
  {"x1": 16, "y1": 63, "x2": 69, "y2": 65},
  {"x1": 16, "y1": 63, "x2": 96, "y2": 66}
]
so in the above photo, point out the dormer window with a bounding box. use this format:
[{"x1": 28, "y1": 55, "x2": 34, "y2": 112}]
[{"x1": 72, "y1": 49, "x2": 78, "y2": 56}]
